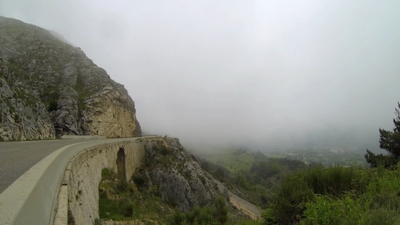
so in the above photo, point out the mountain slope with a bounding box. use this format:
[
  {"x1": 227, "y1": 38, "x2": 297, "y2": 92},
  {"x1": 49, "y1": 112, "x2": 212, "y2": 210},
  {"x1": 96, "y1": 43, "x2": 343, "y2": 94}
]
[
  {"x1": 0, "y1": 16, "x2": 141, "y2": 141},
  {"x1": 96, "y1": 136, "x2": 260, "y2": 224}
]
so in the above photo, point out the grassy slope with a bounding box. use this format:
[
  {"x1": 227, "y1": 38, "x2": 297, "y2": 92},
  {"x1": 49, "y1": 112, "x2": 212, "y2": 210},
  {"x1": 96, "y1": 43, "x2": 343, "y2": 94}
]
[
  {"x1": 192, "y1": 148, "x2": 255, "y2": 173},
  {"x1": 265, "y1": 148, "x2": 368, "y2": 166},
  {"x1": 193, "y1": 147, "x2": 367, "y2": 174},
  {"x1": 192, "y1": 148, "x2": 306, "y2": 210}
]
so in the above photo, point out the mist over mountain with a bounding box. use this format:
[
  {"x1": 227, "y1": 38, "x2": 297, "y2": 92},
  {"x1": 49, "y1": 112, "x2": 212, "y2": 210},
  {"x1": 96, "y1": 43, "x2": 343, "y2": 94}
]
[{"x1": 1, "y1": 1, "x2": 399, "y2": 150}]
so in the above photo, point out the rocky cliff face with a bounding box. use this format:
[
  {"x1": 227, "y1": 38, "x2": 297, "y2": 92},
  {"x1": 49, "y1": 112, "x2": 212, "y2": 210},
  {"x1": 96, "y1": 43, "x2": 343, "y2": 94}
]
[
  {"x1": 134, "y1": 137, "x2": 230, "y2": 212},
  {"x1": 131, "y1": 137, "x2": 258, "y2": 222},
  {"x1": 0, "y1": 16, "x2": 141, "y2": 141}
]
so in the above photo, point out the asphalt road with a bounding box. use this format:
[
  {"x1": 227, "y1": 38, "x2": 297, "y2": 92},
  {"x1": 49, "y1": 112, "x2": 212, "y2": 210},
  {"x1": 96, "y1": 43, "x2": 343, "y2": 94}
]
[{"x1": 0, "y1": 139, "x2": 93, "y2": 193}]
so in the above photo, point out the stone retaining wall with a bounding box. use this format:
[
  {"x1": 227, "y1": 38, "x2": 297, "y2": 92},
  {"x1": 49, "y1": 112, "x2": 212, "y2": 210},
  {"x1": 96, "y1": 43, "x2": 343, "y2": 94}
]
[{"x1": 66, "y1": 140, "x2": 145, "y2": 225}]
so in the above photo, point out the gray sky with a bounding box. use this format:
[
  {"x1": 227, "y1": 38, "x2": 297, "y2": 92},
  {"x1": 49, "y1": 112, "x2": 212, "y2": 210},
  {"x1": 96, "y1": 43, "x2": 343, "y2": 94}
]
[{"x1": 1, "y1": 0, "x2": 400, "y2": 150}]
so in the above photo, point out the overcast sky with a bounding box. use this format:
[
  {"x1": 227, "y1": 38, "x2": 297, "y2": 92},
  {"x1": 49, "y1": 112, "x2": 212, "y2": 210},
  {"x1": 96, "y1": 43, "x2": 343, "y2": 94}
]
[{"x1": 1, "y1": 1, "x2": 400, "y2": 150}]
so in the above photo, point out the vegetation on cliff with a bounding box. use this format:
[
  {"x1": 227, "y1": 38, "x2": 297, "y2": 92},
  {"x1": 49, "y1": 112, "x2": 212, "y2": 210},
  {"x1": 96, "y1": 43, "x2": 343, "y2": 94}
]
[
  {"x1": 168, "y1": 197, "x2": 228, "y2": 225},
  {"x1": 98, "y1": 168, "x2": 174, "y2": 223}
]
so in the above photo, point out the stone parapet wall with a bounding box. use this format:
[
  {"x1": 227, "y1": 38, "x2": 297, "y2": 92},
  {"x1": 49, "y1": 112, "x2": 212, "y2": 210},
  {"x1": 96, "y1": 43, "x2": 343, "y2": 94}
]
[{"x1": 66, "y1": 140, "x2": 145, "y2": 225}]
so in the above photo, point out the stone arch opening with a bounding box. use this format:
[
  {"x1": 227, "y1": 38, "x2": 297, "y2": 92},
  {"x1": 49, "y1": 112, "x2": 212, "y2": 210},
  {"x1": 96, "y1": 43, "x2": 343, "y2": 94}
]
[{"x1": 117, "y1": 147, "x2": 126, "y2": 182}]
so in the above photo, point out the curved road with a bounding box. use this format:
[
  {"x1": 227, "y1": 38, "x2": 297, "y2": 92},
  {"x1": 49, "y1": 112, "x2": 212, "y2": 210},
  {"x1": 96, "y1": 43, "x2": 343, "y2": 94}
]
[
  {"x1": 0, "y1": 138, "x2": 100, "y2": 193},
  {"x1": 0, "y1": 136, "x2": 142, "y2": 225}
]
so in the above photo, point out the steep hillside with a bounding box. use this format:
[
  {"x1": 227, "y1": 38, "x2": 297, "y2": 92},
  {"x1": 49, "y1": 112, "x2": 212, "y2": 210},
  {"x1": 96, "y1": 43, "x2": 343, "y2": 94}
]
[
  {"x1": 134, "y1": 137, "x2": 227, "y2": 212},
  {"x1": 97, "y1": 136, "x2": 260, "y2": 224},
  {"x1": 0, "y1": 16, "x2": 141, "y2": 140}
]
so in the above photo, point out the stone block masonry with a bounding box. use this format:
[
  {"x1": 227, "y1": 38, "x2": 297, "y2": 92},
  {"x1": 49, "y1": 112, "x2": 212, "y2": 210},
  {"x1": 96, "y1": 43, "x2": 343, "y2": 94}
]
[{"x1": 65, "y1": 140, "x2": 145, "y2": 225}]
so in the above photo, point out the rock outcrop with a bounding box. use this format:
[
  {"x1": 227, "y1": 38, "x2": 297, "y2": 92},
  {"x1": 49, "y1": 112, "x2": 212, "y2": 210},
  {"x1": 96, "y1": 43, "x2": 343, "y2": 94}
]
[
  {"x1": 132, "y1": 137, "x2": 260, "y2": 221},
  {"x1": 134, "y1": 137, "x2": 230, "y2": 212},
  {"x1": 0, "y1": 16, "x2": 141, "y2": 141}
]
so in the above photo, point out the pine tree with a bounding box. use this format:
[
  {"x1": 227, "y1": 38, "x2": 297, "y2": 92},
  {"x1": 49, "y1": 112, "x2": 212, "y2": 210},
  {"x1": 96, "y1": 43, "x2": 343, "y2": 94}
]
[{"x1": 365, "y1": 103, "x2": 400, "y2": 168}]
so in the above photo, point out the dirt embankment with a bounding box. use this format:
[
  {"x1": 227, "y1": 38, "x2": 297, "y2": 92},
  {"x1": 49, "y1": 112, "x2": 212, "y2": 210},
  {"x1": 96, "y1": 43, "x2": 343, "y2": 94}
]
[{"x1": 229, "y1": 193, "x2": 261, "y2": 220}]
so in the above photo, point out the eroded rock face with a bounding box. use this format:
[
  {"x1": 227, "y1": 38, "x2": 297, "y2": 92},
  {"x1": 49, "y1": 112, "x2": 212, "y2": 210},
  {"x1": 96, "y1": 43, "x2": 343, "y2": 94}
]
[
  {"x1": 51, "y1": 87, "x2": 79, "y2": 135},
  {"x1": 134, "y1": 137, "x2": 229, "y2": 212},
  {"x1": 0, "y1": 16, "x2": 141, "y2": 140},
  {"x1": 84, "y1": 85, "x2": 141, "y2": 137},
  {"x1": 0, "y1": 67, "x2": 55, "y2": 141}
]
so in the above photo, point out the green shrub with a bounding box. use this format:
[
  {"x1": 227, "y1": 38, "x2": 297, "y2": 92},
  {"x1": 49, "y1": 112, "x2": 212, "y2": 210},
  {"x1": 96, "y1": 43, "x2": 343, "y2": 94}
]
[
  {"x1": 167, "y1": 196, "x2": 228, "y2": 225},
  {"x1": 364, "y1": 209, "x2": 400, "y2": 225},
  {"x1": 298, "y1": 168, "x2": 400, "y2": 225},
  {"x1": 99, "y1": 197, "x2": 134, "y2": 220},
  {"x1": 159, "y1": 144, "x2": 171, "y2": 155},
  {"x1": 264, "y1": 166, "x2": 373, "y2": 224},
  {"x1": 303, "y1": 165, "x2": 370, "y2": 196},
  {"x1": 301, "y1": 194, "x2": 371, "y2": 225},
  {"x1": 101, "y1": 168, "x2": 114, "y2": 179},
  {"x1": 265, "y1": 174, "x2": 313, "y2": 225}
]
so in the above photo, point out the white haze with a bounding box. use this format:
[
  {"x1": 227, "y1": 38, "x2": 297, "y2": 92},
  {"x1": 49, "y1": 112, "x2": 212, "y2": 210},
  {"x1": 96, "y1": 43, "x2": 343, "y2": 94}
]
[{"x1": 1, "y1": 1, "x2": 400, "y2": 150}]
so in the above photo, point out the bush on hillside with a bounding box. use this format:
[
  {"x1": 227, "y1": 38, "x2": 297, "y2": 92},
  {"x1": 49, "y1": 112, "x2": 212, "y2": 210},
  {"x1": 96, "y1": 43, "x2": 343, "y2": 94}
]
[
  {"x1": 263, "y1": 166, "x2": 372, "y2": 225},
  {"x1": 365, "y1": 103, "x2": 400, "y2": 169}
]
